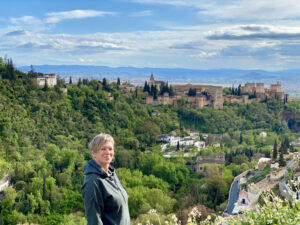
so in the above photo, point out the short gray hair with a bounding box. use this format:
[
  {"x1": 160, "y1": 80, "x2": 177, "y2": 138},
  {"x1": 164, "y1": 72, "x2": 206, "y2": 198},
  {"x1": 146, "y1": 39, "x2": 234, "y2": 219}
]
[{"x1": 89, "y1": 133, "x2": 115, "y2": 153}]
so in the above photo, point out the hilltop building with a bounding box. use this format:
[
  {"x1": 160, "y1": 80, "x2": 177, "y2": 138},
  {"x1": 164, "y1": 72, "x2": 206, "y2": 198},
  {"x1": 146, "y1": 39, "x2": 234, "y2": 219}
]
[
  {"x1": 149, "y1": 74, "x2": 165, "y2": 90},
  {"x1": 36, "y1": 74, "x2": 57, "y2": 87},
  {"x1": 241, "y1": 81, "x2": 288, "y2": 100},
  {"x1": 145, "y1": 75, "x2": 223, "y2": 109},
  {"x1": 224, "y1": 82, "x2": 289, "y2": 105},
  {"x1": 144, "y1": 75, "x2": 288, "y2": 110},
  {"x1": 121, "y1": 84, "x2": 136, "y2": 93},
  {"x1": 224, "y1": 82, "x2": 288, "y2": 105},
  {"x1": 196, "y1": 152, "x2": 225, "y2": 172}
]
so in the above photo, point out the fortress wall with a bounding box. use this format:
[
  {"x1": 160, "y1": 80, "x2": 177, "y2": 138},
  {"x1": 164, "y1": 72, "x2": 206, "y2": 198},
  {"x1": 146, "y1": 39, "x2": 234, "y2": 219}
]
[{"x1": 256, "y1": 83, "x2": 265, "y2": 93}]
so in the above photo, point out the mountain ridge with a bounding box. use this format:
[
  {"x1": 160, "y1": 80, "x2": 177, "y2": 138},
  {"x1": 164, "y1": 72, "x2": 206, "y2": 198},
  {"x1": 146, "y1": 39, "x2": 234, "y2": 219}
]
[{"x1": 19, "y1": 65, "x2": 300, "y2": 93}]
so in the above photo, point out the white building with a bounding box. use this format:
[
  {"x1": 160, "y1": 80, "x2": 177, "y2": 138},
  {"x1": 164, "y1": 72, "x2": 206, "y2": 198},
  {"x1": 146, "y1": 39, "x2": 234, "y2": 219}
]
[
  {"x1": 37, "y1": 74, "x2": 57, "y2": 87},
  {"x1": 179, "y1": 139, "x2": 194, "y2": 146},
  {"x1": 162, "y1": 154, "x2": 172, "y2": 158},
  {"x1": 194, "y1": 141, "x2": 206, "y2": 151},
  {"x1": 190, "y1": 131, "x2": 200, "y2": 138},
  {"x1": 159, "y1": 133, "x2": 198, "y2": 150},
  {"x1": 170, "y1": 136, "x2": 181, "y2": 146},
  {"x1": 271, "y1": 162, "x2": 279, "y2": 169},
  {"x1": 258, "y1": 157, "x2": 271, "y2": 164},
  {"x1": 161, "y1": 144, "x2": 168, "y2": 151},
  {"x1": 259, "y1": 132, "x2": 267, "y2": 137}
]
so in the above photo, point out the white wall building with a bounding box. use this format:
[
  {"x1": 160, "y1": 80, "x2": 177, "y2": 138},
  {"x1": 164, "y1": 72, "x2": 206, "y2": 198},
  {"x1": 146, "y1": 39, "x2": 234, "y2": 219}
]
[
  {"x1": 179, "y1": 139, "x2": 194, "y2": 146},
  {"x1": 37, "y1": 74, "x2": 57, "y2": 87},
  {"x1": 258, "y1": 157, "x2": 271, "y2": 164},
  {"x1": 170, "y1": 136, "x2": 181, "y2": 146},
  {"x1": 194, "y1": 141, "x2": 206, "y2": 151},
  {"x1": 271, "y1": 162, "x2": 279, "y2": 169},
  {"x1": 259, "y1": 132, "x2": 267, "y2": 137},
  {"x1": 190, "y1": 131, "x2": 200, "y2": 138},
  {"x1": 161, "y1": 144, "x2": 168, "y2": 151}
]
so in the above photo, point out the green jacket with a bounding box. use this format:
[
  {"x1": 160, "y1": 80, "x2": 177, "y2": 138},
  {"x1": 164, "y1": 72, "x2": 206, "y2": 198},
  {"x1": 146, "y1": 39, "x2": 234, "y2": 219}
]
[{"x1": 81, "y1": 159, "x2": 130, "y2": 225}]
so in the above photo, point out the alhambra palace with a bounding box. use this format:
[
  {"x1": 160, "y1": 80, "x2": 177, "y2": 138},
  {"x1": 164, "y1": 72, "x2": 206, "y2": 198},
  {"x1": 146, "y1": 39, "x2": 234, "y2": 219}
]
[
  {"x1": 144, "y1": 74, "x2": 289, "y2": 109},
  {"x1": 36, "y1": 73, "x2": 289, "y2": 110}
]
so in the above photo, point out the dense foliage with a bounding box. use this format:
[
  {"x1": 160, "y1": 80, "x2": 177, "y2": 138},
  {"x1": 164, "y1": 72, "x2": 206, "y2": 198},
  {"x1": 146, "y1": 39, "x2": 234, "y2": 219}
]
[{"x1": 0, "y1": 58, "x2": 299, "y2": 224}]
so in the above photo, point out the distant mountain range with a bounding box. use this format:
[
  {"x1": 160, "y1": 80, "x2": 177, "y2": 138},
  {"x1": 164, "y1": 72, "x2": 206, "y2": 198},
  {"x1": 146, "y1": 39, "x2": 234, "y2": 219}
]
[{"x1": 19, "y1": 65, "x2": 300, "y2": 95}]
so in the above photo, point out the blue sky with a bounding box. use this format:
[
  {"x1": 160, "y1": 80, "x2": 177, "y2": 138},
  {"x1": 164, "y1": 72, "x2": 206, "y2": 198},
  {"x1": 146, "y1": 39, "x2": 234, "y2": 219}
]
[{"x1": 2, "y1": 0, "x2": 300, "y2": 70}]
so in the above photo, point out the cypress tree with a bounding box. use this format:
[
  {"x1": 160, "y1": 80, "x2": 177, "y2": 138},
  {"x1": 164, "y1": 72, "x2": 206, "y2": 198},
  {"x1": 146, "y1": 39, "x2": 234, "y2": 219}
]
[
  {"x1": 279, "y1": 151, "x2": 286, "y2": 166},
  {"x1": 43, "y1": 78, "x2": 49, "y2": 91},
  {"x1": 102, "y1": 77, "x2": 107, "y2": 87},
  {"x1": 102, "y1": 78, "x2": 110, "y2": 91},
  {"x1": 238, "y1": 84, "x2": 241, "y2": 96},
  {"x1": 273, "y1": 139, "x2": 278, "y2": 160},
  {"x1": 283, "y1": 137, "x2": 290, "y2": 154},
  {"x1": 153, "y1": 85, "x2": 158, "y2": 99},
  {"x1": 169, "y1": 85, "x2": 174, "y2": 96},
  {"x1": 77, "y1": 78, "x2": 82, "y2": 87},
  {"x1": 4, "y1": 58, "x2": 16, "y2": 80},
  {"x1": 239, "y1": 133, "x2": 243, "y2": 144},
  {"x1": 143, "y1": 82, "x2": 149, "y2": 92}
]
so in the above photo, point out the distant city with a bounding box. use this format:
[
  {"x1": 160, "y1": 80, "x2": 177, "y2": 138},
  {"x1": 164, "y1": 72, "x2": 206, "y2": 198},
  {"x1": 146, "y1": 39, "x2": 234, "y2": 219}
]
[{"x1": 20, "y1": 65, "x2": 300, "y2": 98}]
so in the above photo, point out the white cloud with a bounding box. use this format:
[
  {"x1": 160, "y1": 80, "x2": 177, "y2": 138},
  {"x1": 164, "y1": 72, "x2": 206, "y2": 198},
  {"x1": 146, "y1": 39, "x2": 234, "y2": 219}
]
[
  {"x1": 200, "y1": 0, "x2": 300, "y2": 21},
  {"x1": 132, "y1": 0, "x2": 199, "y2": 7},
  {"x1": 45, "y1": 10, "x2": 116, "y2": 23},
  {"x1": 133, "y1": 0, "x2": 300, "y2": 21},
  {"x1": 207, "y1": 24, "x2": 300, "y2": 40},
  {"x1": 9, "y1": 16, "x2": 52, "y2": 32},
  {"x1": 130, "y1": 10, "x2": 152, "y2": 17},
  {"x1": 10, "y1": 16, "x2": 46, "y2": 30},
  {"x1": 10, "y1": 16, "x2": 40, "y2": 24},
  {"x1": 3, "y1": 16, "x2": 300, "y2": 70}
]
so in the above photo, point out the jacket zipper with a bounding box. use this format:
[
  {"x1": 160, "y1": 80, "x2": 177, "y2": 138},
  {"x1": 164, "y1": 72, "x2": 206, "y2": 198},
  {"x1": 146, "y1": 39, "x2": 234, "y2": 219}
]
[{"x1": 111, "y1": 175, "x2": 127, "y2": 205}]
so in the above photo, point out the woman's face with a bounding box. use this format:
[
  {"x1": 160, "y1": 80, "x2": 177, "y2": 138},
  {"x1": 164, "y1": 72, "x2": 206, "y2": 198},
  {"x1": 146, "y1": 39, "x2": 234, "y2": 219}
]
[{"x1": 92, "y1": 141, "x2": 114, "y2": 169}]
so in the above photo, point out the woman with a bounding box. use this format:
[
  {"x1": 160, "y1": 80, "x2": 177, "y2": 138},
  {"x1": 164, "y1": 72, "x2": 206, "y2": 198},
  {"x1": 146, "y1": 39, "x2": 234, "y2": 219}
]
[{"x1": 82, "y1": 133, "x2": 130, "y2": 225}]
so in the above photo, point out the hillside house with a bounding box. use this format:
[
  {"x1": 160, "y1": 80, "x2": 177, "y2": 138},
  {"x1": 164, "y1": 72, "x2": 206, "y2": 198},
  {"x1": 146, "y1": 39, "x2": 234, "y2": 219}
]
[
  {"x1": 196, "y1": 152, "x2": 225, "y2": 172},
  {"x1": 37, "y1": 74, "x2": 57, "y2": 87},
  {"x1": 161, "y1": 144, "x2": 167, "y2": 151},
  {"x1": 194, "y1": 141, "x2": 206, "y2": 151},
  {"x1": 121, "y1": 84, "x2": 136, "y2": 93},
  {"x1": 259, "y1": 132, "x2": 267, "y2": 137}
]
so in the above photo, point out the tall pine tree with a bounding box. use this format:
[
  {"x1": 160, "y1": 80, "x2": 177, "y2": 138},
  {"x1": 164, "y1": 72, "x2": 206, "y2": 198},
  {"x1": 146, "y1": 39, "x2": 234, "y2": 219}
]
[
  {"x1": 279, "y1": 151, "x2": 286, "y2": 166},
  {"x1": 273, "y1": 139, "x2": 278, "y2": 160}
]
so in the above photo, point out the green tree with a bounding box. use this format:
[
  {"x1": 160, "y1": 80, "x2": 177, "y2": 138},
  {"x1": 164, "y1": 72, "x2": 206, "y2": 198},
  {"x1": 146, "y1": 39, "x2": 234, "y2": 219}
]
[
  {"x1": 43, "y1": 78, "x2": 49, "y2": 91},
  {"x1": 0, "y1": 187, "x2": 17, "y2": 224},
  {"x1": 279, "y1": 151, "x2": 286, "y2": 167},
  {"x1": 77, "y1": 78, "x2": 82, "y2": 87},
  {"x1": 273, "y1": 139, "x2": 278, "y2": 160}
]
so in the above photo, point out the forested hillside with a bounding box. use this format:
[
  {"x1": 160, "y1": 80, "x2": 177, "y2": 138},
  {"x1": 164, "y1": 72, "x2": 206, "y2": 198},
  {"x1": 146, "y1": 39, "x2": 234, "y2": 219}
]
[{"x1": 0, "y1": 58, "x2": 299, "y2": 225}]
